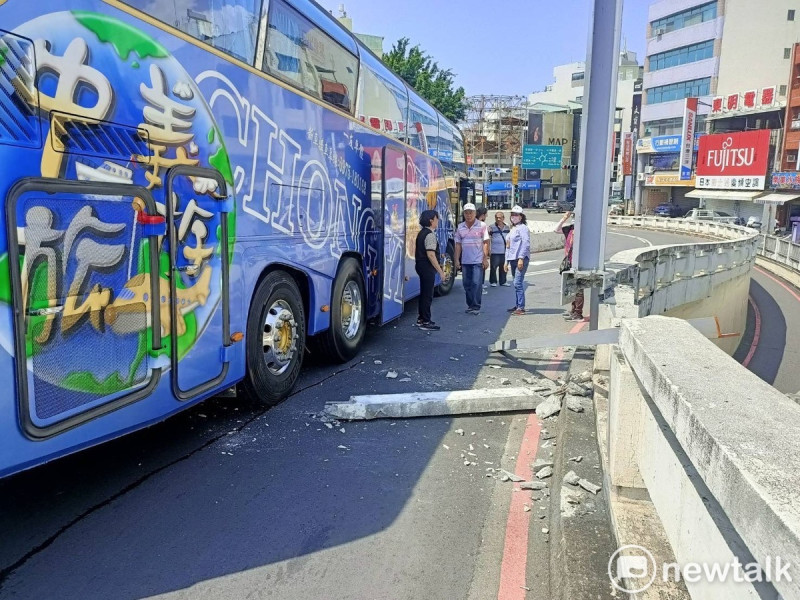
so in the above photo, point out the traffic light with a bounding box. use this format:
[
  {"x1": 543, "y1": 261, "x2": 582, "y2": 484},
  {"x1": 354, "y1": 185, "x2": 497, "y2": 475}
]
[
  {"x1": 488, "y1": 172, "x2": 493, "y2": 183},
  {"x1": 513, "y1": 185, "x2": 520, "y2": 202},
  {"x1": 511, "y1": 165, "x2": 519, "y2": 186},
  {"x1": 562, "y1": 164, "x2": 579, "y2": 170}
]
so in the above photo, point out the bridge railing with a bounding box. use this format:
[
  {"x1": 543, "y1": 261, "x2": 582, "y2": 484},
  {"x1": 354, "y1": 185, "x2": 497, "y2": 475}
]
[
  {"x1": 598, "y1": 216, "x2": 800, "y2": 599},
  {"x1": 758, "y1": 233, "x2": 800, "y2": 273},
  {"x1": 602, "y1": 215, "x2": 759, "y2": 319}
]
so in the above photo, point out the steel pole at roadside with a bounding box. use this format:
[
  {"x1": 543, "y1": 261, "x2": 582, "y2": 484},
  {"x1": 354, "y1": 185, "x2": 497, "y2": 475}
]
[{"x1": 572, "y1": 0, "x2": 623, "y2": 330}]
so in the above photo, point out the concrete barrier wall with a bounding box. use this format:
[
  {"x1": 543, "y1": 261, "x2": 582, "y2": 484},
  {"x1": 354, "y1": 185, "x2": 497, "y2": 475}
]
[
  {"x1": 757, "y1": 234, "x2": 800, "y2": 288},
  {"x1": 607, "y1": 318, "x2": 800, "y2": 600},
  {"x1": 528, "y1": 221, "x2": 565, "y2": 254},
  {"x1": 599, "y1": 216, "x2": 759, "y2": 360},
  {"x1": 599, "y1": 219, "x2": 800, "y2": 599}
]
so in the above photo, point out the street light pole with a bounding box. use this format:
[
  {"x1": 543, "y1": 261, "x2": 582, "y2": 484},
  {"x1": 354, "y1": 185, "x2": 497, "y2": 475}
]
[{"x1": 572, "y1": 0, "x2": 623, "y2": 331}]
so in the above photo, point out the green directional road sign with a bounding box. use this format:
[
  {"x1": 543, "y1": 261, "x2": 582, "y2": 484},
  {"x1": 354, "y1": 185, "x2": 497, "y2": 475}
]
[{"x1": 521, "y1": 144, "x2": 563, "y2": 169}]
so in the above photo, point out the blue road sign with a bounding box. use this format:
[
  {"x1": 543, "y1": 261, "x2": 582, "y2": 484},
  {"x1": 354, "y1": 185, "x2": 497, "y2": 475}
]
[{"x1": 522, "y1": 145, "x2": 563, "y2": 169}]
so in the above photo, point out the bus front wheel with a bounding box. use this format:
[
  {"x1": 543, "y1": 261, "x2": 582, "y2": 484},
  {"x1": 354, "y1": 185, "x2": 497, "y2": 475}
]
[
  {"x1": 312, "y1": 257, "x2": 366, "y2": 363},
  {"x1": 241, "y1": 271, "x2": 306, "y2": 406}
]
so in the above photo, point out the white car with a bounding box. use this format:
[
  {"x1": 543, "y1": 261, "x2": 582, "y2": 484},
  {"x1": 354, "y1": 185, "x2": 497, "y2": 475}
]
[{"x1": 683, "y1": 209, "x2": 738, "y2": 223}]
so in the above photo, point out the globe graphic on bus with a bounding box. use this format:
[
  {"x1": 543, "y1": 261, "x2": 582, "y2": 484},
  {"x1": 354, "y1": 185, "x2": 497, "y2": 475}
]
[{"x1": 7, "y1": 11, "x2": 230, "y2": 402}]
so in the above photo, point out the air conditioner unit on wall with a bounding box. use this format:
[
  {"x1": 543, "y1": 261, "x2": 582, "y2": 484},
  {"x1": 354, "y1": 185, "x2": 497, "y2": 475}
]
[
  {"x1": 654, "y1": 27, "x2": 666, "y2": 36},
  {"x1": 637, "y1": 173, "x2": 646, "y2": 181},
  {"x1": 645, "y1": 166, "x2": 655, "y2": 174}
]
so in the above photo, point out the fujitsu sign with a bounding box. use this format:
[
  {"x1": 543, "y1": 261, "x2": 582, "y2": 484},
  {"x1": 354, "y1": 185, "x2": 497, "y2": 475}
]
[{"x1": 696, "y1": 130, "x2": 771, "y2": 189}]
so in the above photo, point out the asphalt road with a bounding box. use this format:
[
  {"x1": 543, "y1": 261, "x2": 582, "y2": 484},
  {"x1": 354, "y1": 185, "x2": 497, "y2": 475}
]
[{"x1": 0, "y1": 216, "x2": 775, "y2": 600}]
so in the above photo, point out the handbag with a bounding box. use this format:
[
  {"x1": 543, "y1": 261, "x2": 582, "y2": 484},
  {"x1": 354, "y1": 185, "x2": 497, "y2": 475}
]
[{"x1": 559, "y1": 255, "x2": 571, "y2": 274}]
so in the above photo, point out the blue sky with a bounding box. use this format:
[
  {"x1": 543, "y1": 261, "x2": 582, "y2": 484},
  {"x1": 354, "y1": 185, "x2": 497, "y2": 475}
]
[{"x1": 325, "y1": 0, "x2": 651, "y2": 96}]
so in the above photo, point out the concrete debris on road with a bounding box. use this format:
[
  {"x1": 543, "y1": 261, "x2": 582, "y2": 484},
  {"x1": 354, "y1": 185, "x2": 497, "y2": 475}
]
[
  {"x1": 570, "y1": 371, "x2": 592, "y2": 384},
  {"x1": 500, "y1": 474, "x2": 510, "y2": 482},
  {"x1": 578, "y1": 478, "x2": 602, "y2": 494},
  {"x1": 532, "y1": 458, "x2": 554, "y2": 472},
  {"x1": 490, "y1": 365, "x2": 501, "y2": 369},
  {"x1": 520, "y1": 481, "x2": 547, "y2": 491},
  {"x1": 563, "y1": 470, "x2": 580, "y2": 485},
  {"x1": 337, "y1": 445, "x2": 349, "y2": 450},
  {"x1": 500, "y1": 378, "x2": 511, "y2": 385},
  {"x1": 542, "y1": 528, "x2": 549, "y2": 534},
  {"x1": 398, "y1": 378, "x2": 411, "y2": 382},
  {"x1": 523, "y1": 504, "x2": 531, "y2": 512},
  {"x1": 569, "y1": 456, "x2": 583, "y2": 463},
  {"x1": 536, "y1": 397, "x2": 561, "y2": 419},
  {"x1": 374, "y1": 360, "x2": 383, "y2": 365},
  {"x1": 325, "y1": 388, "x2": 547, "y2": 420},
  {"x1": 566, "y1": 382, "x2": 592, "y2": 397},
  {"x1": 386, "y1": 371, "x2": 398, "y2": 379},
  {"x1": 449, "y1": 356, "x2": 459, "y2": 361},
  {"x1": 455, "y1": 429, "x2": 465, "y2": 435},
  {"x1": 536, "y1": 466, "x2": 554, "y2": 479},
  {"x1": 500, "y1": 469, "x2": 524, "y2": 482},
  {"x1": 566, "y1": 397, "x2": 584, "y2": 413}
]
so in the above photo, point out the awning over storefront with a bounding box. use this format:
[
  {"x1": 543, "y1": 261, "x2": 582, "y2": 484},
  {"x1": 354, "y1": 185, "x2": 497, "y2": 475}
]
[
  {"x1": 685, "y1": 190, "x2": 762, "y2": 201},
  {"x1": 753, "y1": 192, "x2": 800, "y2": 205}
]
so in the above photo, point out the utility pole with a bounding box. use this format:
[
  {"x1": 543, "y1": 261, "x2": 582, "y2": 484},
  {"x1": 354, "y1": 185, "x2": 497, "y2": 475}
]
[{"x1": 571, "y1": 0, "x2": 622, "y2": 330}]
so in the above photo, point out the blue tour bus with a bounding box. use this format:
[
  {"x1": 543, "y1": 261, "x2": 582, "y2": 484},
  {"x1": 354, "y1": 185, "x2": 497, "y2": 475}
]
[{"x1": 0, "y1": 0, "x2": 467, "y2": 477}]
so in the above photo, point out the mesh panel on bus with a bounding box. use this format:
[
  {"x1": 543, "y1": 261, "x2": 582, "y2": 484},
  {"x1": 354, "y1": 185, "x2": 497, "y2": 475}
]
[
  {"x1": 22, "y1": 195, "x2": 150, "y2": 422},
  {"x1": 0, "y1": 31, "x2": 40, "y2": 148}
]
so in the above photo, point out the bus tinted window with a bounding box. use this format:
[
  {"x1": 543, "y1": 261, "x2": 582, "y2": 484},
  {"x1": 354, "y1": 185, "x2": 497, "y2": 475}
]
[
  {"x1": 264, "y1": 0, "x2": 358, "y2": 113},
  {"x1": 120, "y1": 0, "x2": 262, "y2": 63},
  {"x1": 357, "y1": 51, "x2": 409, "y2": 143},
  {"x1": 407, "y1": 89, "x2": 438, "y2": 154}
]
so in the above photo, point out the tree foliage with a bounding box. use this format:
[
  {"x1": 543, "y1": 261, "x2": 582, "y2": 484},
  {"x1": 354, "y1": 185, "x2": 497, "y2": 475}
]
[{"x1": 383, "y1": 38, "x2": 468, "y2": 123}]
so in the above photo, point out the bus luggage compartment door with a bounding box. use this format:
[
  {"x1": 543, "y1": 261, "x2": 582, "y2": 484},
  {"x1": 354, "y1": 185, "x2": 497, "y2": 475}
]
[
  {"x1": 164, "y1": 167, "x2": 231, "y2": 400},
  {"x1": 6, "y1": 180, "x2": 163, "y2": 438},
  {"x1": 380, "y1": 146, "x2": 406, "y2": 325}
]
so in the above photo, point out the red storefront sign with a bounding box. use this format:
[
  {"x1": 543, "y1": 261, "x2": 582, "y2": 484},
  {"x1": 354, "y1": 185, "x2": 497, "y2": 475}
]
[
  {"x1": 622, "y1": 132, "x2": 633, "y2": 176},
  {"x1": 696, "y1": 129, "x2": 771, "y2": 189}
]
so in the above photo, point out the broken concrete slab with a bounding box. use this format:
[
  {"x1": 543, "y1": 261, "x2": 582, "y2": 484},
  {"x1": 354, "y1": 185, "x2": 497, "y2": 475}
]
[
  {"x1": 536, "y1": 466, "x2": 554, "y2": 479},
  {"x1": 570, "y1": 371, "x2": 592, "y2": 384},
  {"x1": 536, "y1": 396, "x2": 561, "y2": 419},
  {"x1": 566, "y1": 397, "x2": 584, "y2": 413},
  {"x1": 566, "y1": 382, "x2": 591, "y2": 397},
  {"x1": 325, "y1": 388, "x2": 546, "y2": 420},
  {"x1": 532, "y1": 458, "x2": 554, "y2": 472},
  {"x1": 499, "y1": 469, "x2": 524, "y2": 482},
  {"x1": 385, "y1": 371, "x2": 398, "y2": 379},
  {"x1": 520, "y1": 481, "x2": 547, "y2": 491},
  {"x1": 578, "y1": 478, "x2": 602, "y2": 495},
  {"x1": 564, "y1": 470, "x2": 580, "y2": 485}
]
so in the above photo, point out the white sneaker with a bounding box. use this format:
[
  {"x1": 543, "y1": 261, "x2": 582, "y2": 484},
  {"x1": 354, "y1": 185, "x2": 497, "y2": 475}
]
[
  {"x1": 501, "y1": 283, "x2": 511, "y2": 287},
  {"x1": 482, "y1": 290, "x2": 488, "y2": 295},
  {"x1": 482, "y1": 284, "x2": 488, "y2": 289},
  {"x1": 490, "y1": 283, "x2": 498, "y2": 287}
]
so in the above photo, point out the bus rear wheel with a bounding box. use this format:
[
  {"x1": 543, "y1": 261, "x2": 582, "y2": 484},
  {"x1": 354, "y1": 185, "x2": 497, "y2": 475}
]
[
  {"x1": 312, "y1": 258, "x2": 366, "y2": 363},
  {"x1": 435, "y1": 244, "x2": 455, "y2": 297},
  {"x1": 241, "y1": 271, "x2": 306, "y2": 406}
]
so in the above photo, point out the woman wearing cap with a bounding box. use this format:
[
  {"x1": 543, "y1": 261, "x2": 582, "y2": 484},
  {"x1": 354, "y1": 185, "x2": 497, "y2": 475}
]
[{"x1": 504, "y1": 206, "x2": 531, "y2": 315}]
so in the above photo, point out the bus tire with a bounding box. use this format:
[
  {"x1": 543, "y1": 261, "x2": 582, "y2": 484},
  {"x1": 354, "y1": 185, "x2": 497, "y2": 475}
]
[
  {"x1": 241, "y1": 271, "x2": 306, "y2": 406},
  {"x1": 434, "y1": 243, "x2": 456, "y2": 297},
  {"x1": 313, "y1": 258, "x2": 366, "y2": 363}
]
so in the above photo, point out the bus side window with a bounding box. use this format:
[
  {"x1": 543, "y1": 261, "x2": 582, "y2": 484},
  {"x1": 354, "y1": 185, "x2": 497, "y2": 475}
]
[
  {"x1": 119, "y1": 0, "x2": 263, "y2": 64},
  {"x1": 263, "y1": 0, "x2": 358, "y2": 114}
]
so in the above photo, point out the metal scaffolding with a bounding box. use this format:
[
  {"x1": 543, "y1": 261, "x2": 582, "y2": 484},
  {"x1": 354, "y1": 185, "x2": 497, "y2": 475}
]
[{"x1": 461, "y1": 95, "x2": 528, "y2": 170}]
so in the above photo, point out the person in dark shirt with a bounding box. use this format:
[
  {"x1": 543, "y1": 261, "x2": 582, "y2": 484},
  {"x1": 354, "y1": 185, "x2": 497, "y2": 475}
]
[{"x1": 415, "y1": 210, "x2": 446, "y2": 331}]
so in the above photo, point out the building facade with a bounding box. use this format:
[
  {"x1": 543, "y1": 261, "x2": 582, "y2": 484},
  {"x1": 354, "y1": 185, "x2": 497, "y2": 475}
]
[{"x1": 637, "y1": 0, "x2": 800, "y2": 225}]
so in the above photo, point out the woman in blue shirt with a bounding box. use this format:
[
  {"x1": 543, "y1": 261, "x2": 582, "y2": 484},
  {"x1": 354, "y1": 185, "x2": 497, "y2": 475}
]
[{"x1": 504, "y1": 206, "x2": 531, "y2": 315}]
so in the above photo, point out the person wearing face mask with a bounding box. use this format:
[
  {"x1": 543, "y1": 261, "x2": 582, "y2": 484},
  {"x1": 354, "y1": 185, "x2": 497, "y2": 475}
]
[
  {"x1": 504, "y1": 206, "x2": 531, "y2": 316},
  {"x1": 487, "y1": 211, "x2": 510, "y2": 287}
]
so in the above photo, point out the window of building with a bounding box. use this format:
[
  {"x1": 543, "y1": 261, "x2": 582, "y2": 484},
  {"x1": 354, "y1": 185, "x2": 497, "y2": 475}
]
[
  {"x1": 780, "y1": 84, "x2": 788, "y2": 96},
  {"x1": 648, "y1": 40, "x2": 714, "y2": 71},
  {"x1": 789, "y1": 9, "x2": 796, "y2": 20},
  {"x1": 120, "y1": 0, "x2": 263, "y2": 63},
  {"x1": 263, "y1": 0, "x2": 358, "y2": 113},
  {"x1": 643, "y1": 115, "x2": 706, "y2": 136},
  {"x1": 651, "y1": 1, "x2": 717, "y2": 35},
  {"x1": 785, "y1": 47, "x2": 792, "y2": 59},
  {"x1": 646, "y1": 77, "x2": 711, "y2": 104},
  {"x1": 571, "y1": 72, "x2": 585, "y2": 82}
]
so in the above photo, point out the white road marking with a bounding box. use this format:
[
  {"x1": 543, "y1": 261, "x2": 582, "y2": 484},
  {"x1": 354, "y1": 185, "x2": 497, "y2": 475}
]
[
  {"x1": 530, "y1": 259, "x2": 556, "y2": 266},
  {"x1": 608, "y1": 230, "x2": 653, "y2": 246},
  {"x1": 525, "y1": 268, "x2": 559, "y2": 277}
]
